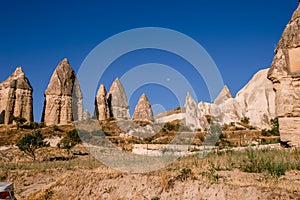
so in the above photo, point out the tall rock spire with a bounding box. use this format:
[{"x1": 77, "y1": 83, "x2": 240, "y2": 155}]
[
  {"x1": 107, "y1": 78, "x2": 130, "y2": 120},
  {"x1": 0, "y1": 67, "x2": 33, "y2": 124},
  {"x1": 268, "y1": 4, "x2": 300, "y2": 146},
  {"x1": 42, "y1": 58, "x2": 83, "y2": 126},
  {"x1": 95, "y1": 84, "x2": 110, "y2": 121},
  {"x1": 132, "y1": 93, "x2": 153, "y2": 123},
  {"x1": 184, "y1": 92, "x2": 202, "y2": 130}
]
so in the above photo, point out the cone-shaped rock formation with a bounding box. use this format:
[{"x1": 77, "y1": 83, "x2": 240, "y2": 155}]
[
  {"x1": 0, "y1": 67, "x2": 33, "y2": 124},
  {"x1": 42, "y1": 58, "x2": 83, "y2": 126},
  {"x1": 132, "y1": 93, "x2": 153, "y2": 123},
  {"x1": 95, "y1": 84, "x2": 110, "y2": 121},
  {"x1": 107, "y1": 78, "x2": 130, "y2": 120}
]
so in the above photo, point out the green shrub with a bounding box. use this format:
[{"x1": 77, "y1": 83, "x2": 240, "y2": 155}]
[
  {"x1": 53, "y1": 125, "x2": 63, "y2": 132},
  {"x1": 179, "y1": 168, "x2": 193, "y2": 181},
  {"x1": 162, "y1": 122, "x2": 180, "y2": 132},
  {"x1": 261, "y1": 117, "x2": 280, "y2": 136},
  {"x1": 241, "y1": 116, "x2": 250, "y2": 124},
  {"x1": 58, "y1": 129, "x2": 81, "y2": 154}
]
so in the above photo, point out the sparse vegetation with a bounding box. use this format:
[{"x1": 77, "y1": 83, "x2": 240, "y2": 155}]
[
  {"x1": 261, "y1": 117, "x2": 280, "y2": 137},
  {"x1": 11, "y1": 116, "x2": 27, "y2": 130},
  {"x1": 205, "y1": 123, "x2": 222, "y2": 145},
  {"x1": 57, "y1": 129, "x2": 81, "y2": 154},
  {"x1": 53, "y1": 125, "x2": 63, "y2": 132}
]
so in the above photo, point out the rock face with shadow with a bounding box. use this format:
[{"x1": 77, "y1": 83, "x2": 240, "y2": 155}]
[
  {"x1": 132, "y1": 93, "x2": 153, "y2": 123},
  {"x1": 0, "y1": 67, "x2": 33, "y2": 124},
  {"x1": 107, "y1": 78, "x2": 130, "y2": 120},
  {"x1": 42, "y1": 58, "x2": 83, "y2": 126},
  {"x1": 268, "y1": 4, "x2": 300, "y2": 147}
]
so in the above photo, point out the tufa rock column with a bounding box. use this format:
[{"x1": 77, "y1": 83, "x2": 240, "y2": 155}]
[
  {"x1": 0, "y1": 67, "x2": 33, "y2": 124},
  {"x1": 132, "y1": 93, "x2": 153, "y2": 123},
  {"x1": 42, "y1": 58, "x2": 83, "y2": 126},
  {"x1": 107, "y1": 78, "x2": 130, "y2": 120},
  {"x1": 95, "y1": 84, "x2": 110, "y2": 121}
]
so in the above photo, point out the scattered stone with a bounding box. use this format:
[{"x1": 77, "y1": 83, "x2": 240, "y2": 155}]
[
  {"x1": 0, "y1": 67, "x2": 33, "y2": 124},
  {"x1": 42, "y1": 58, "x2": 83, "y2": 126}
]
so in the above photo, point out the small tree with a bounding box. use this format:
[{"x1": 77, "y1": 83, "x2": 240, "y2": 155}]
[
  {"x1": 12, "y1": 116, "x2": 27, "y2": 130},
  {"x1": 17, "y1": 130, "x2": 49, "y2": 160}
]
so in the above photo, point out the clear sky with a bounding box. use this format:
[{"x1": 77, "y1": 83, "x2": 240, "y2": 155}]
[{"x1": 0, "y1": 0, "x2": 298, "y2": 122}]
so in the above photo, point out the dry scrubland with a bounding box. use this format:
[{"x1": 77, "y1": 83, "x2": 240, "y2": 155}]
[{"x1": 0, "y1": 122, "x2": 299, "y2": 199}]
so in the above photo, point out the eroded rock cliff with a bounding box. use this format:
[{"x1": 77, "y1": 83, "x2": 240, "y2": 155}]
[{"x1": 268, "y1": 4, "x2": 300, "y2": 146}]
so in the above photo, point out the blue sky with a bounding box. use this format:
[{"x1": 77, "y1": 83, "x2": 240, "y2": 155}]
[{"x1": 0, "y1": 0, "x2": 298, "y2": 122}]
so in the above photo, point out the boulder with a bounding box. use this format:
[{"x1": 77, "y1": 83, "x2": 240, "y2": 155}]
[
  {"x1": 132, "y1": 93, "x2": 153, "y2": 123},
  {"x1": 107, "y1": 78, "x2": 130, "y2": 120},
  {"x1": 268, "y1": 4, "x2": 300, "y2": 146},
  {"x1": 42, "y1": 58, "x2": 83, "y2": 126},
  {"x1": 0, "y1": 67, "x2": 33, "y2": 124},
  {"x1": 95, "y1": 84, "x2": 110, "y2": 121}
]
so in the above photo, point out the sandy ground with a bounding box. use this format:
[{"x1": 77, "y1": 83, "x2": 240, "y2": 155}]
[{"x1": 11, "y1": 167, "x2": 299, "y2": 200}]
